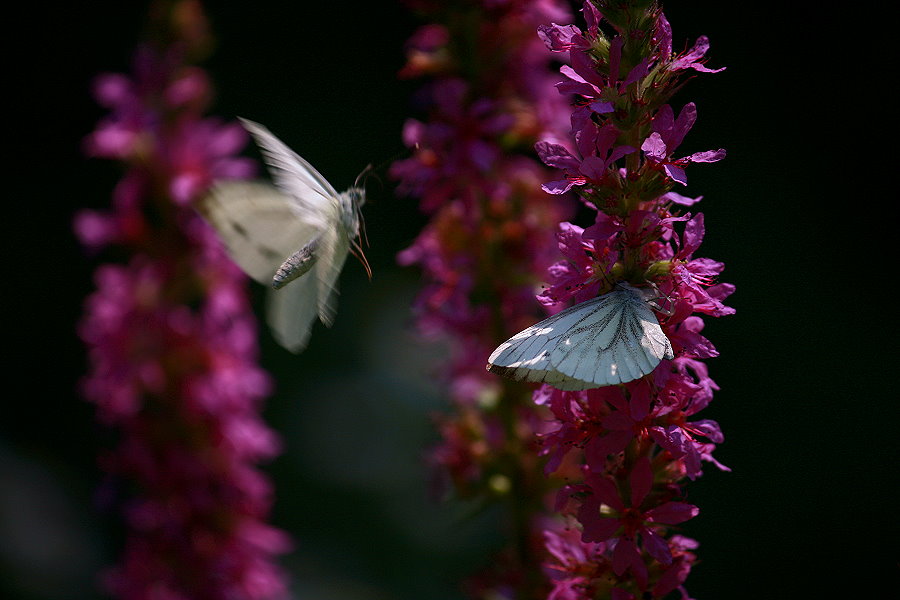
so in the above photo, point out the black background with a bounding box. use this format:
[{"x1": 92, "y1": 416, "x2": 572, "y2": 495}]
[{"x1": 3, "y1": 2, "x2": 894, "y2": 599}]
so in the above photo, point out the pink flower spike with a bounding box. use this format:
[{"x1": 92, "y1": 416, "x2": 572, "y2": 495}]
[{"x1": 403, "y1": 3, "x2": 731, "y2": 595}]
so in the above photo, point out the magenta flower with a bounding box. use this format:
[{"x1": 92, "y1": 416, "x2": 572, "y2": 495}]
[
  {"x1": 655, "y1": 13, "x2": 726, "y2": 74},
  {"x1": 577, "y1": 458, "x2": 699, "y2": 565},
  {"x1": 537, "y1": 222, "x2": 606, "y2": 307},
  {"x1": 641, "y1": 103, "x2": 726, "y2": 185},
  {"x1": 537, "y1": 23, "x2": 589, "y2": 53},
  {"x1": 542, "y1": 525, "x2": 609, "y2": 600},
  {"x1": 669, "y1": 213, "x2": 736, "y2": 318},
  {"x1": 536, "y1": 124, "x2": 636, "y2": 195}
]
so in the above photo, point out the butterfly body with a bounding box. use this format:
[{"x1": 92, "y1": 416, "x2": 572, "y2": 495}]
[
  {"x1": 487, "y1": 283, "x2": 673, "y2": 390},
  {"x1": 201, "y1": 119, "x2": 365, "y2": 352},
  {"x1": 272, "y1": 236, "x2": 320, "y2": 290}
]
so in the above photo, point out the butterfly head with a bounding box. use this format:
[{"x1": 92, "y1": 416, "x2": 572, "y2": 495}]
[
  {"x1": 339, "y1": 187, "x2": 366, "y2": 238},
  {"x1": 340, "y1": 186, "x2": 372, "y2": 279}
]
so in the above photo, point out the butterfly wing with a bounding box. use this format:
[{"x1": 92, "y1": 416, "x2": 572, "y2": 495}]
[
  {"x1": 201, "y1": 181, "x2": 321, "y2": 283},
  {"x1": 201, "y1": 181, "x2": 327, "y2": 353},
  {"x1": 549, "y1": 287, "x2": 673, "y2": 388},
  {"x1": 313, "y1": 223, "x2": 351, "y2": 326},
  {"x1": 487, "y1": 296, "x2": 609, "y2": 388},
  {"x1": 487, "y1": 286, "x2": 674, "y2": 390},
  {"x1": 267, "y1": 220, "x2": 353, "y2": 352},
  {"x1": 239, "y1": 118, "x2": 340, "y2": 230},
  {"x1": 266, "y1": 264, "x2": 321, "y2": 353}
]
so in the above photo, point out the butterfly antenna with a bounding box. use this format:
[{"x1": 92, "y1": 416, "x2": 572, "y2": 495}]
[
  {"x1": 369, "y1": 146, "x2": 416, "y2": 177},
  {"x1": 355, "y1": 145, "x2": 418, "y2": 195},
  {"x1": 354, "y1": 163, "x2": 375, "y2": 190}
]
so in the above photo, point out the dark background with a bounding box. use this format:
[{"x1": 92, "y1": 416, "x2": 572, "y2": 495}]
[{"x1": 4, "y1": 2, "x2": 893, "y2": 599}]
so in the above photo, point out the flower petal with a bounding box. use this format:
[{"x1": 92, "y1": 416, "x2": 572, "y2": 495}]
[
  {"x1": 646, "y1": 501, "x2": 699, "y2": 525},
  {"x1": 687, "y1": 148, "x2": 727, "y2": 163},
  {"x1": 641, "y1": 527, "x2": 673, "y2": 564},
  {"x1": 542, "y1": 179, "x2": 576, "y2": 195},
  {"x1": 537, "y1": 23, "x2": 583, "y2": 52},
  {"x1": 535, "y1": 141, "x2": 581, "y2": 170},
  {"x1": 641, "y1": 132, "x2": 667, "y2": 160}
]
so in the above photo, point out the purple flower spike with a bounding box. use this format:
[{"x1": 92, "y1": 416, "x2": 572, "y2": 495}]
[
  {"x1": 78, "y1": 4, "x2": 289, "y2": 598},
  {"x1": 399, "y1": 2, "x2": 731, "y2": 597},
  {"x1": 527, "y1": 5, "x2": 731, "y2": 598}
]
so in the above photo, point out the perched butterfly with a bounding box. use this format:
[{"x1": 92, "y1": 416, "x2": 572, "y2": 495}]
[
  {"x1": 201, "y1": 118, "x2": 369, "y2": 352},
  {"x1": 486, "y1": 282, "x2": 673, "y2": 390}
]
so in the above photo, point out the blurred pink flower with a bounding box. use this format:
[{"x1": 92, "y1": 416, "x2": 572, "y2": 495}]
[{"x1": 77, "y1": 3, "x2": 288, "y2": 598}]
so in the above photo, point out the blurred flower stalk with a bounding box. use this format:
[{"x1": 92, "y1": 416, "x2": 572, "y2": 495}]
[
  {"x1": 392, "y1": 0, "x2": 576, "y2": 595},
  {"x1": 396, "y1": 0, "x2": 732, "y2": 598},
  {"x1": 75, "y1": 1, "x2": 289, "y2": 598}
]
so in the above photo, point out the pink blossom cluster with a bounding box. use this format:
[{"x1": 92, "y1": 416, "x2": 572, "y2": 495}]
[
  {"x1": 76, "y1": 3, "x2": 289, "y2": 598},
  {"x1": 533, "y1": 3, "x2": 732, "y2": 598},
  {"x1": 391, "y1": 0, "x2": 576, "y2": 594}
]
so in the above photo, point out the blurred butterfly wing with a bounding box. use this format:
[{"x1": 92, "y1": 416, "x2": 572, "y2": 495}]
[
  {"x1": 266, "y1": 264, "x2": 320, "y2": 353},
  {"x1": 312, "y1": 225, "x2": 351, "y2": 327},
  {"x1": 239, "y1": 118, "x2": 339, "y2": 229},
  {"x1": 263, "y1": 217, "x2": 351, "y2": 353},
  {"x1": 487, "y1": 296, "x2": 608, "y2": 386},
  {"x1": 202, "y1": 181, "x2": 321, "y2": 283},
  {"x1": 549, "y1": 287, "x2": 673, "y2": 387}
]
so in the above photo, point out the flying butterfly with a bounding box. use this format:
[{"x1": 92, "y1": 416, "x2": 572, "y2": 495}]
[
  {"x1": 200, "y1": 118, "x2": 369, "y2": 352},
  {"x1": 486, "y1": 282, "x2": 674, "y2": 390}
]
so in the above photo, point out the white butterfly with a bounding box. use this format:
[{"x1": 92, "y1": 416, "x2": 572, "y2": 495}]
[
  {"x1": 486, "y1": 283, "x2": 673, "y2": 390},
  {"x1": 201, "y1": 118, "x2": 368, "y2": 353}
]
